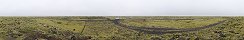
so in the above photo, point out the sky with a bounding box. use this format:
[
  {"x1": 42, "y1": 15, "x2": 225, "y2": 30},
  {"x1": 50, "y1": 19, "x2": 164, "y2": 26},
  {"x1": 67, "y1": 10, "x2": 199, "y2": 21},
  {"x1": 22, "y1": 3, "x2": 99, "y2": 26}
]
[{"x1": 0, "y1": 0, "x2": 244, "y2": 16}]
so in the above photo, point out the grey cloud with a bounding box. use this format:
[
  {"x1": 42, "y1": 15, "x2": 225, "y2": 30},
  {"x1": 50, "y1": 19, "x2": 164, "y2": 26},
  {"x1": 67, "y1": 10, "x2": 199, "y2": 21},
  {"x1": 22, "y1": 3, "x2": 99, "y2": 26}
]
[{"x1": 0, "y1": 0, "x2": 244, "y2": 16}]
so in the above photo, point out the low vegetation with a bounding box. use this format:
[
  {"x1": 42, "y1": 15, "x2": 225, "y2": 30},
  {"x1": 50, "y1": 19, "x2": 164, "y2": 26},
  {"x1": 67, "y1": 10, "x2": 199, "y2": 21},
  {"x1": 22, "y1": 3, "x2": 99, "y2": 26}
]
[{"x1": 0, "y1": 16, "x2": 243, "y2": 40}]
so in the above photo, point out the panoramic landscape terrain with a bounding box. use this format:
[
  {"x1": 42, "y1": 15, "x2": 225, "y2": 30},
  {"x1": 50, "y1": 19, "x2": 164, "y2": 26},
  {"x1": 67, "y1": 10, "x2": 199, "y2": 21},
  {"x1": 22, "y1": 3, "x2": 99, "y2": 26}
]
[{"x1": 0, "y1": 16, "x2": 243, "y2": 40}]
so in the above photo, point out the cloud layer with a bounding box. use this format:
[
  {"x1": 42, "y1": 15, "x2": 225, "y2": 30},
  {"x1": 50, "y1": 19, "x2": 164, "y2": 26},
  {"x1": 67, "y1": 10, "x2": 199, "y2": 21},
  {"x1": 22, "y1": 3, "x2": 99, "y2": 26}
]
[{"x1": 0, "y1": 0, "x2": 244, "y2": 16}]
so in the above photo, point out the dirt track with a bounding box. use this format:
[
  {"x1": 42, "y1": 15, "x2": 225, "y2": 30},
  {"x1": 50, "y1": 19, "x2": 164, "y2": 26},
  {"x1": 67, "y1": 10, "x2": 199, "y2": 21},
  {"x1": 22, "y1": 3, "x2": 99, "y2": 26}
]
[
  {"x1": 70, "y1": 17, "x2": 227, "y2": 34},
  {"x1": 113, "y1": 19, "x2": 227, "y2": 34}
]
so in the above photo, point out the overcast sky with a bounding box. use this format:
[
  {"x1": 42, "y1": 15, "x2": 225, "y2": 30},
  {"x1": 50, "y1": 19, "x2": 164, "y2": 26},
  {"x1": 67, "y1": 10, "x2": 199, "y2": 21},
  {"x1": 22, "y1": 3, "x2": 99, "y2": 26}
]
[{"x1": 0, "y1": 0, "x2": 244, "y2": 16}]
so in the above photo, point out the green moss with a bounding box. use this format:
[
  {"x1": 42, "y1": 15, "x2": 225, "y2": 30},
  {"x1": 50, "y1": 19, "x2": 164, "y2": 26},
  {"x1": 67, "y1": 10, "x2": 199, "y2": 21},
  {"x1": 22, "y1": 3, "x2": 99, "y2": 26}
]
[
  {"x1": 34, "y1": 19, "x2": 85, "y2": 33},
  {"x1": 121, "y1": 18, "x2": 226, "y2": 28},
  {"x1": 0, "y1": 16, "x2": 243, "y2": 40}
]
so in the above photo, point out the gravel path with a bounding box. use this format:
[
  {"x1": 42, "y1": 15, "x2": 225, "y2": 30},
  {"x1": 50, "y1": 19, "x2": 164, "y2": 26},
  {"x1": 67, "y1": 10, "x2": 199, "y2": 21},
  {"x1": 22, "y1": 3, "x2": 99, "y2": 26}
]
[{"x1": 113, "y1": 19, "x2": 227, "y2": 34}]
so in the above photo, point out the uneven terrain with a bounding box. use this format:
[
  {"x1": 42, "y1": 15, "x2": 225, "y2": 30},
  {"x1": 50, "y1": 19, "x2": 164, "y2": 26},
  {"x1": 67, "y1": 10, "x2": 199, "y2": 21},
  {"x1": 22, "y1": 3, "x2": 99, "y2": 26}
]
[{"x1": 0, "y1": 16, "x2": 243, "y2": 40}]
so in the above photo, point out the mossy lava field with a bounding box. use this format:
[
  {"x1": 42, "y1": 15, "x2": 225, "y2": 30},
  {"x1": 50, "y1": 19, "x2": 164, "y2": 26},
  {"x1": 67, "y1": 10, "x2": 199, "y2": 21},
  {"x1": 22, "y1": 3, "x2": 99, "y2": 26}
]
[{"x1": 0, "y1": 16, "x2": 243, "y2": 40}]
